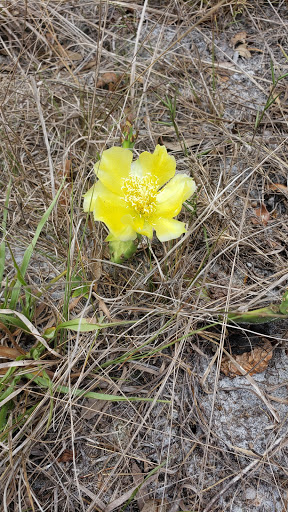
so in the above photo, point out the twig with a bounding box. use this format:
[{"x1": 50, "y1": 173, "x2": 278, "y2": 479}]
[{"x1": 30, "y1": 77, "x2": 55, "y2": 197}]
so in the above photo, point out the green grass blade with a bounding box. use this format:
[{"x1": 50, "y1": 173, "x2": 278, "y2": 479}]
[
  {"x1": 0, "y1": 378, "x2": 19, "y2": 403},
  {"x1": 9, "y1": 183, "x2": 64, "y2": 310},
  {"x1": 25, "y1": 373, "x2": 169, "y2": 403},
  {"x1": 6, "y1": 242, "x2": 28, "y2": 286},
  {"x1": 0, "y1": 401, "x2": 13, "y2": 432},
  {"x1": 0, "y1": 309, "x2": 60, "y2": 357},
  {"x1": 41, "y1": 370, "x2": 54, "y2": 434},
  {"x1": 43, "y1": 318, "x2": 136, "y2": 339},
  {"x1": 227, "y1": 306, "x2": 283, "y2": 324},
  {"x1": 0, "y1": 404, "x2": 37, "y2": 440},
  {"x1": 100, "y1": 317, "x2": 176, "y2": 369},
  {"x1": 0, "y1": 313, "x2": 30, "y2": 331},
  {"x1": 279, "y1": 290, "x2": 288, "y2": 314},
  {"x1": 56, "y1": 317, "x2": 135, "y2": 332}
]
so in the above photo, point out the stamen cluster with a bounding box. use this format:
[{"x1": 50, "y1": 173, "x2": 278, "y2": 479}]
[{"x1": 122, "y1": 173, "x2": 158, "y2": 216}]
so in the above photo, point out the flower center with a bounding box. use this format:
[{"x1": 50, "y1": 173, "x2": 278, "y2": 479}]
[{"x1": 122, "y1": 173, "x2": 158, "y2": 216}]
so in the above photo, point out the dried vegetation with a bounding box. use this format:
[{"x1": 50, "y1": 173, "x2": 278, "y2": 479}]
[{"x1": 1, "y1": 0, "x2": 288, "y2": 511}]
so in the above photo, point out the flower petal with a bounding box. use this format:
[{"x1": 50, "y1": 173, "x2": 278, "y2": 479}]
[
  {"x1": 153, "y1": 217, "x2": 186, "y2": 242},
  {"x1": 83, "y1": 184, "x2": 98, "y2": 213},
  {"x1": 138, "y1": 222, "x2": 153, "y2": 238},
  {"x1": 121, "y1": 213, "x2": 154, "y2": 239},
  {"x1": 155, "y1": 174, "x2": 196, "y2": 217},
  {"x1": 85, "y1": 145, "x2": 195, "y2": 246},
  {"x1": 84, "y1": 181, "x2": 137, "y2": 241},
  {"x1": 137, "y1": 145, "x2": 176, "y2": 188},
  {"x1": 94, "y1": 147, "x2": 133, "y2": 195}
]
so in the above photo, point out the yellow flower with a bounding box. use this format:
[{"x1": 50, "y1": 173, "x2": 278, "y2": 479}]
[{"x1": 83, "y1": 145, "x2": 196, "y2": 242}]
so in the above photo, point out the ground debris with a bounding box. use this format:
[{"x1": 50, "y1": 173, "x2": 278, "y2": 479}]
[{"x1": 221, "y1": 338, "x2": 273, "y2": 377}]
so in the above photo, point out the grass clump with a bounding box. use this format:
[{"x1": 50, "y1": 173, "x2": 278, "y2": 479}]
[{"x1": 1, "y1": 1, "x2": 288, "y2": 511}]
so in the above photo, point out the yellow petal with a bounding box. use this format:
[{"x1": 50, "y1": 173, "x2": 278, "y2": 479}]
[
  {"x1": 153, "y1": 217, "x2": 186, "y2": 242},
  {"x1": 84, "y1": 181, "x2": 137, "y2": 241},
  {"x1": 121, "y1": 214, "x2": 153, "y2": 239},
  {"x1": 94, "y1": 147, "x2": 133, "y2": 195},
  {"x1": 137, "y1": 145, "x2": 176, "y2": 188},
  {"x1": 83, "y1": 184, "x2": 98, "y2": 213},
  {"x1": 133, "y1": 218, "x2": 153, "y2": 238},
  {"x1": 155, "y1": 174, "x2": 196, "y2": 217},
  {"x1": 85, "y1": 146, "x2": 194, "y2": 245},
  {"x1": 138, "y1": 223, "x2": 153, "y2": 238}
]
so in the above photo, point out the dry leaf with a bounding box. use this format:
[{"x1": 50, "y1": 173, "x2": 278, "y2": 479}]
[
  {"x1": 231, "y1": 31, "x2": 247, "y2": 47},
  {"x1": 57, "y1": 449, "x2": 75, "y2": 463},
  {"x1": 221, "y1": 339, "x2": 273, "y2": 378},
  {"x1": 218, "y1": 75, "x2": 230, "y2": 82},
  {"x1": 142, "y1": 502, "x2": 161, "y2": 512},
  {"x1": 64, "y1": 159, "x2": 72, "y2": 179},
  {"x1": 81, "y1": 58, "x2": 97, "y2": 71},
  {"x1": 82, "y1": 397, "x2": 108, "y2": 420},
  {"x1": 0, "y1": 346, "x2": 23, "y2": 359},
  {"x1": 248, "y1": 47, "x2": 263, "y2": 54},
  {"x1": 161, "y1": 137, "x2": 202, "y2": 151},
  {"x1": 98, "y1": 299, "x2": 112, "y2": 320},
  {"x1": 96, "y1": 72, "x2": 119, "y2": 90},
  {"x1": 213, "y1": 62, "x2": 237, "y2": 79},
  {"x1": 254, "y1": 203, "x2": 270, "y2": 226},
  {"x1": 68, "y1": 296, "x2": 83, "y2": 312},
  {"x1": 65, "y1": 51, "x2": 82, "y2": 61},
  {"x1": 236, "y1": 43, "x2": 251, "y2": 59},
  {"x1": 216, "y1": 62, "x2": 237, "y2": 71},
  {"x1": 268, "y1": 183, "x2": 288, "y2": 195}
]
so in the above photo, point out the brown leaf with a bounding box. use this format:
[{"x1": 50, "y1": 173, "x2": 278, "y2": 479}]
[
  {"x1": 218, "y1": 75, "x2": 230, "y2": 82},
  {"x1": 82, "y1": 398, "x2": 107, "y2": 420},
  {"x1": 91, "y1": 246, "x2": 102, "y2": 283},
  {"x1": 96, "y1": 72, "x2": 119, "y2": 90},
  {"x1": 231, "y1": 31, "x2": 247, "y2": 47},
  {"x1": 141, "y1": 502, "x2": 159, "y2": 512},
  {"x1": 80, "y1": 58, "x2": 97, "y2": 71},
  {"x1": 64, "y1": 159, "x2": 72, "y2": 179},
  {"x1": 268, "y1": 183, "x2": 288, "y2": 195},
  {"x1": 65, "y1": 51, "x2": 82, "y2": 61},
  {"x1": 57, "y1": 449, "x2": 75, "y2": 463},
  {"x1": 221, "y1": 339, "x2": 273, "y2": 378},
  {"x1": 248, "y1": 47, "x2": 263, "y2": 54},
  {"x1": 254, "y1": 204, "x2": 270, "y2": 226},
  {"x1": 0, "y1": 346, "x2": 23, "y2": 359},
  {"x1": 250, "y1": 217, "x2": 260, "y2": 225},
  {"x1": 68, "y1": 296, "x2": 83, "y2": 312},
  {"x1": 98, "y1": 299, "x2": 112, "y2": 320},
  {"x1": 236, "y1": 43, "x2": 251, "y2": 59}
]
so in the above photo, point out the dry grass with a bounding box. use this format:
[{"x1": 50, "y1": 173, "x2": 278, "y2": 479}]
[{"x1": 1, "y1": 1, "x2": 288, "y2": 511}]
